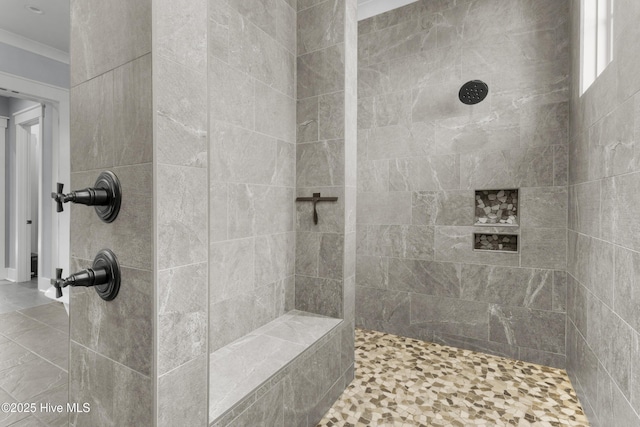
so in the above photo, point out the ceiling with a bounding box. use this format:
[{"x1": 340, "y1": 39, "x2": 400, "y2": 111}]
[{"x1": 0, "y1": 0, "x2": 69, "y2": 54}]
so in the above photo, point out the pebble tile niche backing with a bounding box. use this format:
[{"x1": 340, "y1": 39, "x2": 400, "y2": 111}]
[
  {"x1": 474, "y1": 233, "x2": 519, "y2": 253},
  {"x1": 475, "y1": 189, "x2": 519, "y2": 226}
]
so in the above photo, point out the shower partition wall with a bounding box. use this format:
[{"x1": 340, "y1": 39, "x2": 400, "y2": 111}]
[{"x1": 69, "y1": 0, "x2": 356, "y2": 426}]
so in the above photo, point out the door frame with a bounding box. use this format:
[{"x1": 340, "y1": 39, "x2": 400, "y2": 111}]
[
  {"x1": 0, "y1": 116, "x2": 7, "y2": 279},
  {"x1": 14, "y1": 105, "x2": 42, "y2": 283},
  {"x1": 0, "y1": 70, "x2": 70, "y2": 286}
]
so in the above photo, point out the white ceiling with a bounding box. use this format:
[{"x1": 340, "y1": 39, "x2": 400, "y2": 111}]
[
  {"x1": 0, "y1": 0, "x2": 69, "y2": 55},
  {"x1": 358, "y1": 0, "x2": 418, "y2": 21}
]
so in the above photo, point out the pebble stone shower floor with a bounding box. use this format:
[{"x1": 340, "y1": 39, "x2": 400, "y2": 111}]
[{"x1": 318, "y1": 329, "x2": 589, "y2": 427}]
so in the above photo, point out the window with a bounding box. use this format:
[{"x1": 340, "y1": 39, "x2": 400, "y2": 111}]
[{"x1": 581, "y1": 0, "x2": 614, "y2": 94}]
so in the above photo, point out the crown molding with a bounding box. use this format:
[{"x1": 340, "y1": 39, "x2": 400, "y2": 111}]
[
  {"x1": 358, "y1": 0, "x2": 418, "y2": 21},
  {"x1": 0, "y1": 29, "x2": 69, "y2": 64}
]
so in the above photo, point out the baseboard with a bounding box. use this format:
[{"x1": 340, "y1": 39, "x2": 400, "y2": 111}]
[
  {"x1": 38, "y1": 277, "x2": 51, "y2": 292},
  {"x1": 7, "y1": 268, "x2": 17, "y2": 282}
]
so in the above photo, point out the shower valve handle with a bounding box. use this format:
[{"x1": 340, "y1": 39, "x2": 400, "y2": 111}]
[
  {"x1": 51, "y1": 249, "x2": 121, "y2": 302},
  {"x1": 50, "y1": 171, "x2": 122, "y2": 223}
]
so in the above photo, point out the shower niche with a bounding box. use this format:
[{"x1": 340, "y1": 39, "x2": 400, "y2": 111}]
[
  {"x1": 474, "y1": 233, "x2": 518, "y2": 253},
  {"x1": 474, "y1": 189, "x2": 518, "y2": 226}
]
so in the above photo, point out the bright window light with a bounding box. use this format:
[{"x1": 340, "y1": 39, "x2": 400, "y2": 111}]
[{"x1": 581, "y1": 0, "x2": 614, "y2": 94}]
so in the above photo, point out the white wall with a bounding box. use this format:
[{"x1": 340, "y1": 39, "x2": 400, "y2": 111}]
[{"x1": 0, "y1": 42, "x2": 69, "y2": 89}]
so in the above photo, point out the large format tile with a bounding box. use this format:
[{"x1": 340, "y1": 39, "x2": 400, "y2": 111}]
[{"x1": 0, "y1": 358, "x2": 67, "y2": 401}]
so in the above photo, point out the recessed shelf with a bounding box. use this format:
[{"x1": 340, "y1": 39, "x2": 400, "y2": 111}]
[
  {"x1": 475, "y1": 189, "x2": 518, "y2": 226},
  {"x1": 473, "y1": 233, "x2": 518, "y2": 253}
]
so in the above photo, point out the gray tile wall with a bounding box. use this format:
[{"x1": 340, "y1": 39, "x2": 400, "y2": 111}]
[
  {"x1": 295, "y1": 0, "x2": 357, "y2": 388},
  {"x1": 356, "y1": 0, "x2": 570, "y2": 368},
  {"x1": 154, "y1": 0, "x2": 209, "y2": 425},
  {"x1": 208, "y1": 0, "x2": 297, "y2": 356},
  {"x1": 566, "y1": 0, "x2": 640, "y2": 425},
  {"x1": 69, "y1": 0, "x2": 153, "y2": 425}
]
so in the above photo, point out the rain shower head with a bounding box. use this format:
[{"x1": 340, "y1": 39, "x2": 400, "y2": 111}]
[{"x1": 459, "y1": 80, "x2": 488, "y2": 105}]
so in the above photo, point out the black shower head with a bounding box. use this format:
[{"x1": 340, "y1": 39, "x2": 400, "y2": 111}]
[{"x1": 459, "y1": 80, "x2": 488, "y2": 105}]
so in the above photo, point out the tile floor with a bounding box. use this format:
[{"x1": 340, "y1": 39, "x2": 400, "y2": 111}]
[
  {"x1": 0, "y1": 298, "x2": 68, "y2": 427},
  {"x1": 319, "y1": 329, "x2": 590, "y2": 427},
  {"x1": 0, "y1": 280, "x2": 52, "y2": 314}
]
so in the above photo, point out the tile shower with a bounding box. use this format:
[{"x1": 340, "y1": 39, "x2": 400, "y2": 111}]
[
  {"x1": 59, "y1": 0, "x2": 640, "y2": 426},
  {"x1": 356, "y1": 0, "x2": 570, "y2": 368}
]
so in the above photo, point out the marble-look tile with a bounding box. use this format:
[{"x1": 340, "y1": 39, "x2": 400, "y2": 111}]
[
  {"x1": 229, "y1": 9, "x2": 295, "y2": 97},
  {"x1": 297, "y1": 140, "x2": 345, "y2": 187},
  {"x1": 361, "y1": 225, "x2": 434, "y2": 260},
  {"x1": 297, "y1": 96, "x2": 319, "y2": 143},
  {"x1": 460, "y1": 146, "x2": 555, "y2": 189},
  {"x1": 461, "y1": 264, "x2": 553, "y2": 310},
  {"x1": 69, "y1": 343, "x2": 152, "y2": 427},
  {"x1": 434, "y1": 190, "x2": 473, "y2": 225},
  {"x1": 157, "y1": 165, "x2": 208, "y2": 269},
  {"x1": 357, "y1": 62, "x2": 391, "y2": 99},
  {"x1": 70, "y1": 72, "x2": 114, "y2": 172},
  {"x1": 298, "y1": 43, "x2": 345, "y2": 99},
  {"x1": 319, "y1": 233, "x2": 345, "y2": 280},
  {"x1": 70, "y1": 263, "x2": 153, "y2": 376},
  {"x1": 552, "y1": 270, "x2": 567, "y2": 313},
  {"x1": 0, "y1": 340, "x2": 38, "y2": 372},
  {"x1": 518, "y1": 347, "x2": 566, "y2": 369},
  {"x1": 156, "y1": 56, "x2": 207, "y2": 167},
  {"x1": 520, "y1": 186, "x2": 568, "y2": 228},
  {"x1": 11, "y1": 324, "x2": 69, "y2": 371},
  {"x1": 209, "y1": 294, "x2": 259, "y2": 352},
  {"x1": 357, "y1": 192, "x2": 412, "y2": 225},
  {"x1": 602, "y1": 172, "x2": 640, "y2": 252},
  {"x1": 0, "y1": 312, "x2": 44, "y2": 339},
  {"x1": 358, "y1": 159, "x2": 389, "y2": 193},
  {"x1": 274, "y1": 141, "x2": 296, "y2": 187},
  {"x1": 365, "y1": 16, "x2": 436, "y2": 65},
  {"x1": 568, "y1": 181, "x2": 601, "y2": 236},
  {"x1": 19, "y1": 303, "x2": 68, "y2": 334},
  {"x1": 158, "y1": 263, "x2": 208, "y2": 375},
  {"x1": 210, "y1": 181, "x2": 228, "y2": 243},
  {"x1": 209, "y1": 58, "x2": 255, "y2": 131},
  {"x1": 113, "y1": 55, "x2": 153, "y2": 167},
  {"x1": 411, "y1": 191, "x2": 438, "y2": 225},
  {"x1": 389, "y1": 155, "x2": 460, "y2": 191},
  {"x1": 209, "y1": 0, "x2": 231, "y2": 62},
  {"x1": 411, "y1": 294, "x2": 489, "y2": 341},
  {"x1": 210, "y1": 121, "x2": 277, "y2": 184},
  {"x1": 295, "y1": 275, "x2": 342, "y2": 319},
  {"x1": 255, "y1": 82, "x2": 296, "y2": 143},
  {"x1": 70, "y1": 0, "x2": 151, "y2": 85},
  {"x1": 614, "y1": 246, "x2": 640, "y2": 333},
  {"x1": 388, "y1": 258, "x2": 460, "y2": 297},
  {"x1": 371, "y1": 91, "x2": 412, "y2": 128},
  {"x1": 366, "y1": 122, "x2": 434, "y2": 161},
  {"x1": 0, "y1": 357, "x2": 66, "y2": 401},
  {"x1": 158, "y1": 356, "x2": 208, "y2": 427},
  {"x1": 554, "y1": 145, "x2": 569, "y2": 186},
  {"x1": 228, "y1": 381, "x2": 284, "y2": 427},
  {"x1": 355, "y1": 256, "x2": 388, "y2": 290},
  {"x1": 276, "y1": 0, "x2": 297, "y2": 54},
  {"x1": 229, "y1": 184, "x2": 294, "y2": 238},
  {"x1": 434, "y1": 226, "x2": 519, "y2": 267},
  {"x1": 319, "y1": 92, "x2": 345, "y2": 140},
  {"x1": 520, "y1": 228, "x2": 567, "y2": 270},
  {"x1": 229, "y1": 0, "x2": 278, "y2": 39},
  {"x1": 295, "y1": 232, "x2": 320, "y2": 276},
  {"x1": 255, "y1": 232, "x2": 295, "y2": 286},
  {"x1": 156, "y1": 0, "x2": 207, "y2": 71},
  {"x1": 297, "y1": 0, "x2": 345, "y2": 55},
  {"x1": 261, "y1": 311, "x2": 341, "y2": 347},
  {"x1": 489, "y1": 305, "x2": 565, "y2": 354},
  {"x1": 209, "y1": 334, "x2": 305, "y2": 421}
]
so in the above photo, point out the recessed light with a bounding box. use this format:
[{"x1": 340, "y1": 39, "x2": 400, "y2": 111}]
[{"x1": 25, "y1": 5, "x2": 44, "y2": 15}]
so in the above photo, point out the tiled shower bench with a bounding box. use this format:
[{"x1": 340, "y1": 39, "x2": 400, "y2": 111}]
[{"x1": 209, "y1": 311, "x2": 343, "y2": 426}]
